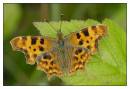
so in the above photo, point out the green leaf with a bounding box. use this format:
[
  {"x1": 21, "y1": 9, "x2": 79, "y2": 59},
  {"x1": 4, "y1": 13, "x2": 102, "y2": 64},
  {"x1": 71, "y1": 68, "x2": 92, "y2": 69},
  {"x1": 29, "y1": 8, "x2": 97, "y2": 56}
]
[{"x1": 33, "y1": 19, "x2": 126, "y2": 85}]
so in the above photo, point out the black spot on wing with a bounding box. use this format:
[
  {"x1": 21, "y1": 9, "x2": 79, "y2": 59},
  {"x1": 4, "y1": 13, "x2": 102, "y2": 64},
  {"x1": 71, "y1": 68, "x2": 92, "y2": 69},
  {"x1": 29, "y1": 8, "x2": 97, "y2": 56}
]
[
  {"x1": 33, "y1": 48, "x2": 36, "y2": 51},
  {"x1": 36, "y1": 54, "x2": 48, "y2": 64},
  {"x1": 40, "y1": 38, "x2": 44, "y2": 44},
  {"x1": 90, "y1": 36, "x2": 93, "y2": 40},
  {"x1": 73, "y1": 56, "x2": 78, "y2": 61},
  {"x1": 75, "y1": 48, "x2": 82, "y2": 55},
  {"x1": 86, "y1": 40, "x2": 89, "y2": 43},
  {"x1": 80, "y1": 55, "x2": 84, "y2": 59},
  {"x1": 76, "y1": 33, "x2": 81, "y2": 39},
  {"x1": 29, "y1": 46, "x2": 31, "y2": 49},
  {"x1": 79, "y1": 39, "x2": 83, "y2": 45},
  {"x1": 87, "y1": 45, "x2": 91, "y2": 49},
  {"x1": 82, "y1": 28, "x2": 89, "y2": 36},
  {"x1": 50, "y1": 61, "x2": 54, "y2": 65},
  {"x1": 31, "y1": 37, "x2": 37, "y2": 45},
  {"x1": 43, "y1": 53, "x2": 51, "y2": 59},
  {"x1": 39, "y1": 46, "x2": 44, "y2": 51}
]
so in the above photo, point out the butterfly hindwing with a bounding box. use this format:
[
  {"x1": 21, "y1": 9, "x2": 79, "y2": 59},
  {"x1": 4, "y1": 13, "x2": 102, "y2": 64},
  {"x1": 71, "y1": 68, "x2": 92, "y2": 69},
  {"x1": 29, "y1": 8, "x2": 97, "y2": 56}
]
[
  {"x1": 10, "y1": 36, "x2": 56, "y2": 65},
  {"x1": 69, "y1": 47, "x2": 89, "y2": 74},
  {"x1": 36, "y1": 51, "x2": 63, "y2": 78}
]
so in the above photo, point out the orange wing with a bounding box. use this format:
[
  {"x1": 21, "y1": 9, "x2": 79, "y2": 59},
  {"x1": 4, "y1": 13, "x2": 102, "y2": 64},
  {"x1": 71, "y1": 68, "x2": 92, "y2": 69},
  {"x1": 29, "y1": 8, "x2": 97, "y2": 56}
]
[
  {"x1": 10, "y1": 36, "x2": 56, "y2": 65},
  {"x1": 65, "y1": 24, "x2": 107, "y2": 74},
  {"x1": 36, "y1": 51, "x2": 63, "y2": 78},
  {"x1": 67, "y1": 24, "x2": 107, "y2": 53}
]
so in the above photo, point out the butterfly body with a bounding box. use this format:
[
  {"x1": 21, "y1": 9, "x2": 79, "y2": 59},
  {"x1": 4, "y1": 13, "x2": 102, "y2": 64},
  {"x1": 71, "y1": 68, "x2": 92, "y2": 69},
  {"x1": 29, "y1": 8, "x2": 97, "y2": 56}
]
[{"x1": 10, "y1": 24, "x2": 107, "y2": 78}]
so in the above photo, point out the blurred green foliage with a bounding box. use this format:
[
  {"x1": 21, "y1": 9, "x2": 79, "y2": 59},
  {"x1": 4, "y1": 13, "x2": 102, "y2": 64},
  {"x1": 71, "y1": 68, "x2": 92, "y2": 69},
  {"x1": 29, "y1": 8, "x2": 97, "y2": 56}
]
[
  {"x1": 3, "y1": 3, "x2": 126, "y2": 85},
  {"x1": 4, "y1": 4, "x2": 22, "y2": 39}
]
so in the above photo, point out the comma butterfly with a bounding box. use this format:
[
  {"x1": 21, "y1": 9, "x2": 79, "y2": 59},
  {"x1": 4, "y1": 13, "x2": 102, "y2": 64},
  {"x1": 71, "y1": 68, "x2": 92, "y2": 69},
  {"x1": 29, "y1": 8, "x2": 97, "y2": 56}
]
[{"x1": 10, "y1": 20, "x2": 107, "y2": 79}]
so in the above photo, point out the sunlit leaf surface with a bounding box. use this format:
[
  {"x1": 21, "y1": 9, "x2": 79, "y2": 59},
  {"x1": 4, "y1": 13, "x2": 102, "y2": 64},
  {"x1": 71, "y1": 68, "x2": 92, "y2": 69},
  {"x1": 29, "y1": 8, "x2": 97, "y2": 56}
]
[{"x1": 33, "y1": 19, "x2": 126, "y2": 85}]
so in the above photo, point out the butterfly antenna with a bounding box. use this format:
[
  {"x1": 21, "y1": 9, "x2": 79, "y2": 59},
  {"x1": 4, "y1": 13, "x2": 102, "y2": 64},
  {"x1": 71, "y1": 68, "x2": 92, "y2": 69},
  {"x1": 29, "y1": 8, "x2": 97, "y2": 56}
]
[
  {"x1": 43, "y1": 18, "x2": 58, "y2": 32},
  {"x1": 59, "y1": 14, "x2": 64, "y2": 32}
]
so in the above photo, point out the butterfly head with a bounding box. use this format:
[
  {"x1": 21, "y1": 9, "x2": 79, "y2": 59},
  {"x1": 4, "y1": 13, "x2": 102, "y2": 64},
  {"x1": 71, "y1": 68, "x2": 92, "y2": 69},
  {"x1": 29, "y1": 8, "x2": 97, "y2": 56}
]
[
  {"x1": 56, "y1": 14, "x2": 64, "y2": 42},
  {"x1": 57, "y1": 28, "x2": 63, "y2": 38}
]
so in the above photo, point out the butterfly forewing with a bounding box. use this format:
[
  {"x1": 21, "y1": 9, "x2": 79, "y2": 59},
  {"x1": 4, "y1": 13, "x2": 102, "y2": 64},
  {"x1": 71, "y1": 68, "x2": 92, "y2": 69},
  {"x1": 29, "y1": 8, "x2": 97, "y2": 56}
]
[{"x1": 10, "y1": 36, "x2": 57, "y2": 65}]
